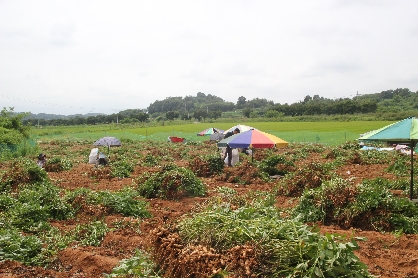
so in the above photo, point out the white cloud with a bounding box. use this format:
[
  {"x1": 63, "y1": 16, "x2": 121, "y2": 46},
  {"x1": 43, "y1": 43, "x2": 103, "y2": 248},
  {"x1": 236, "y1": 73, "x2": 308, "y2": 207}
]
[{"x1": 1, "y1": 0, "x2": 418, "y2": 115}]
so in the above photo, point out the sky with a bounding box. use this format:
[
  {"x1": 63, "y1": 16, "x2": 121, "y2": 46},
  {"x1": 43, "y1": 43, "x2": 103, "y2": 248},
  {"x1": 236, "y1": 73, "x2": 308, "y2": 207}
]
[{"x1": 1, "y1": 0, "x2": 418, "y2": 116}]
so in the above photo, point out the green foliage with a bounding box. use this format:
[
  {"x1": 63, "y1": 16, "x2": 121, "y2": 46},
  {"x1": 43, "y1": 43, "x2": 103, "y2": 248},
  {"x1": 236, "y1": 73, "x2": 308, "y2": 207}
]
[
  {"x1": 277, "y1": 162, "x2": 334, "y2": 197},
  {"x1": 387, "y1": 178, "x2": 410, "y2": 190},
  {"x1": 110, "y1": 155, "x2": 135, "y2": 178},
  {"x1": 0, "y1": 108, "x2": 31, "y2": 144},
  {"x1": 386, "y1": 154, "x2": 410, "y2": 176},
  {"x1": 257, "y1": 154, "x2": 293, "y2": 177},
  {"x1": 0, "y1": 228, "x2": 43, "y2": 265},
  {"x1": 340, "y1": 141, "x2": 361, "y2": 150},
  {"x1": 136, "y1": 163, "x2": 207, "y2": 199},
  {"x1": 293, "y1": 177, "x2": 418, "y2": 233},
  {"x1": 189, "y1": 154, "x2": 224, "y2": 177},
  {"x1": 142, "y1": 153, "x2": 161, "y2": 166},
  {"x1": 105, "y1": 249, "x2": 161, "y2": 278},
  {"x1": 0, "y1": 158, "x2": 48, "y2": 191},
  {"x1": 73, "y1": 221, "x2": 109, "y2": 246},
  {"x1": 177, "y1": 190, "x2": 371, "y2": 277},
  {"x1": 97, "y1": 187, "x2": 152, "y2": 218},
  {"x1": 0, "y1": 139, "x2": 38, "y2": 161},
  {"x1": 4, "y1": 182, "x2": 74, "y2": 232},
  {"x1": 65, "y1": 187, "x2": 151, "y2": 218},
  {"x1": 359, "y1": 149, "x2": 395, "y2": 164},
  {"x1": 45, "y1": 156, "x2": 73, "y2": 172},
  {"x1": 205, "y1": 154, "x2": 224, "y2": 174}
]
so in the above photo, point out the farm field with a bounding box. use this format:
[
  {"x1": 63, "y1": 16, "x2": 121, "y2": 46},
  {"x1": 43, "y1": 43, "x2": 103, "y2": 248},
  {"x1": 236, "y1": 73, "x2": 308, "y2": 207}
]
[
  {"x1": 1, "y1": 134, "x2": 418, "y2": 277},
  {"x1": 32, "y1": 121, "x2": 393, "y2": 145}
]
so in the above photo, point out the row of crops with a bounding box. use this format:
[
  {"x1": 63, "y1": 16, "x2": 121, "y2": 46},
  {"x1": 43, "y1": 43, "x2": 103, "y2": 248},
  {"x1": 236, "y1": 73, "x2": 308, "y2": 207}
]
[{"x1": 1, "y1": 139, "x2": 418, "y2": 277}]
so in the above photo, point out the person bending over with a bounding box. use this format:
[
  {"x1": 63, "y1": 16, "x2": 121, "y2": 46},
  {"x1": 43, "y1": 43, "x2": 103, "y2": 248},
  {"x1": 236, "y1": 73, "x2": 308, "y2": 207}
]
[{"x1": 224, "y1": 128, "x2": 240, "y2": 166}]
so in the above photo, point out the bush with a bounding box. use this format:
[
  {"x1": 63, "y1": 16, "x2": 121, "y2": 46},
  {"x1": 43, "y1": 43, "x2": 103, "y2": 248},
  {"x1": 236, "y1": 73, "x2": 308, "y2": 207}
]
[
  {"x1": 5, "y1": 182, "x2": 74, "y2": 232},
  {"x1": 136, "y1": 163, "x2": 207, "y2": 199}
]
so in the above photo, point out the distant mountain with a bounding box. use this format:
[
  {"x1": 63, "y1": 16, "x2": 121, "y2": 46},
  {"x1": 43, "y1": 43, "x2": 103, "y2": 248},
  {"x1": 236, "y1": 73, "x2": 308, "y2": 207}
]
[{"x1": 23, "y1": 112, "x2": 105, "y2": 120}]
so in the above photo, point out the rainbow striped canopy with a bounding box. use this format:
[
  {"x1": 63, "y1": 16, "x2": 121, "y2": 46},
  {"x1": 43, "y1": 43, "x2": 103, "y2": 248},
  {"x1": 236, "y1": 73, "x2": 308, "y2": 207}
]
[{"x1": 217, "y1": 129, "x2": 288, "y2": 149}]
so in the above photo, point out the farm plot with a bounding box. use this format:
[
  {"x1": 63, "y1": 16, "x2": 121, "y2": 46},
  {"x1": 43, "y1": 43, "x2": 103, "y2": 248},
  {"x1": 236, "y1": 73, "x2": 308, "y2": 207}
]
[{"x1": 1, "y1": 139, "x2": 418, "y2": 277}]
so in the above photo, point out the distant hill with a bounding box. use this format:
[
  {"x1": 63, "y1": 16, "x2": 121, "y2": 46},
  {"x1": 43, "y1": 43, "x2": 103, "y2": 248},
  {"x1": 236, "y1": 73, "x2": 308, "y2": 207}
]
[{"x1": 23, "y1": 112, "x2": 105, "y2": 120}]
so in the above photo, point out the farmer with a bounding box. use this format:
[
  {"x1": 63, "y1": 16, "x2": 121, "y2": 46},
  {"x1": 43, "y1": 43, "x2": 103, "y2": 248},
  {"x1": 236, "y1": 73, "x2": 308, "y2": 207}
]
[
  {"x1": 223, "y1": 128, "x2": 240, "y2": 167},
  {"x1": 36, "y1": 153, "x2": 47, "y2": 168},
  {"x1": 97, "y1": 152, "x2": 108, "y2": 166}
]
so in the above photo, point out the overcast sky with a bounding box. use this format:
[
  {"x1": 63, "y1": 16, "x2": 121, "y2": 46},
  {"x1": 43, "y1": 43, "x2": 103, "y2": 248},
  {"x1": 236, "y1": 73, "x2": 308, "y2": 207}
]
[{"x1": 1, "y1": 1, "x2": 418, "y2": 115}]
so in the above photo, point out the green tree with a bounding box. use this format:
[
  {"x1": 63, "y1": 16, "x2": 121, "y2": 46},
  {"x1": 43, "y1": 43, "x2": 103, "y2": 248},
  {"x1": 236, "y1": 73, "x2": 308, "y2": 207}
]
[
  {"x1": 193, "y1": 109, "x2": 207, "y2": 121},
  {"x1": 236, "y1": 96, "x2": 247, "y2": 108},
  {"x1": 0, "y1": 107, "x2": 31, "y2": 145},
  {"x1": 165, "y1": 111, "x2": 179, "y2": 120},
  {"x1": 242, "y1": 108, "x2": 253, "y2": 118}
]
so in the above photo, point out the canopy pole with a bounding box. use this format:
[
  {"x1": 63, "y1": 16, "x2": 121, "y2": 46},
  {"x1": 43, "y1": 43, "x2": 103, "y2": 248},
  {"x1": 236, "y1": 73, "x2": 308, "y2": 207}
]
[
  {"x1": 410, "y1": 142, "x2": 416, "y2": 200},
  {"x1": 252, "y1": 148, "x2": 254, "y2": 162}
]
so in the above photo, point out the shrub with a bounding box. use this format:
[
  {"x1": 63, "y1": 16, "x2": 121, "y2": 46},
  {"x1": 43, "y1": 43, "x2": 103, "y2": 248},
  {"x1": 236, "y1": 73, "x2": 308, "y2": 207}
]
[
  {"x1": 136, "y1": 163, "x2": 207, "y2": 199},
  {"x1": 142, "y1": 153, "x2": 161, "y2": 166},
  {"x1": 386, "y1": 154, "x2": 410, "y2": 176}
]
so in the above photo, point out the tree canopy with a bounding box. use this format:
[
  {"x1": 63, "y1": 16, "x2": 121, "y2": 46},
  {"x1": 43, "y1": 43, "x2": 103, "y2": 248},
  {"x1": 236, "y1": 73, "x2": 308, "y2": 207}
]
[{"x1": 0, "y1": 108, "x2": 31, "y2": 145}]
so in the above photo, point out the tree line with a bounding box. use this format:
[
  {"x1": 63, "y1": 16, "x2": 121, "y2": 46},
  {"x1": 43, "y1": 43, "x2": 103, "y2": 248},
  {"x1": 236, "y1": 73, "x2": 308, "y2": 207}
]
[{"x1": 20, "y1": 88, "x2": 418, "y2": 126}]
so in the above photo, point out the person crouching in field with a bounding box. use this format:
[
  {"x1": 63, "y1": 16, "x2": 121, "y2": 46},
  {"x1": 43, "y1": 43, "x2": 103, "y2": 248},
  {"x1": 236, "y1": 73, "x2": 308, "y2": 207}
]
[
  {"x1": 97, "y1": 152, "x2": 108, "y2": 166},
  {"x1": 37, "y1": 153, "x2": 47, "y2": 168}
]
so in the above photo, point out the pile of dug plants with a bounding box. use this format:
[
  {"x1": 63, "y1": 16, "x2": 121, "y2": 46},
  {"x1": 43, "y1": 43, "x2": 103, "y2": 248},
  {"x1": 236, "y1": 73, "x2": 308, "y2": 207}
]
[{"x1": 149, "y1": 188, "x2": 372, "y2": 277}]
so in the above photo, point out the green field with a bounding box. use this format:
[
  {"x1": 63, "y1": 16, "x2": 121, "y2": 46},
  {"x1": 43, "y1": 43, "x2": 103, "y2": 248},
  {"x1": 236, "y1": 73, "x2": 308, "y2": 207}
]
[{"x1": 32, "y1": 121, "x2": 392, "y2": 145}]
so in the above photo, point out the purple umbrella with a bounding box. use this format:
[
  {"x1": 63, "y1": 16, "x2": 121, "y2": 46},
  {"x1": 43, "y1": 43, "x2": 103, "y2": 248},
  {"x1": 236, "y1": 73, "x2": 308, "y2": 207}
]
[{"x1": 93, "y1": 136, "x2": 121, "y2": 153}]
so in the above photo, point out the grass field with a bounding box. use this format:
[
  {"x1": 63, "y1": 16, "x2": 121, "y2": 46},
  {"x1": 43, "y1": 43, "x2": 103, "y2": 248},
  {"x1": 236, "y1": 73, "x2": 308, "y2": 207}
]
[{"x1": 32, "y1": 121, "x2": 393, "y2": 145}]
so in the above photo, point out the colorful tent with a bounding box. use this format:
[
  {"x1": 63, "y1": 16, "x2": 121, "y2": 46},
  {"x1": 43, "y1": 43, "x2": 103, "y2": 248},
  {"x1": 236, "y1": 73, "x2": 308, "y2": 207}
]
[
  {"x1": 223, "y1": 124, "x2": 256, "y2": 134},
  {"x1": 358, "y1": 116, "x2": 418, "y2": 200},
  {"x1": 218, "y1": 129, "x2": 288, "y2": 149},
  {"x1": 197, "y1": 127, "x2": 223, "y2": 136}
]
